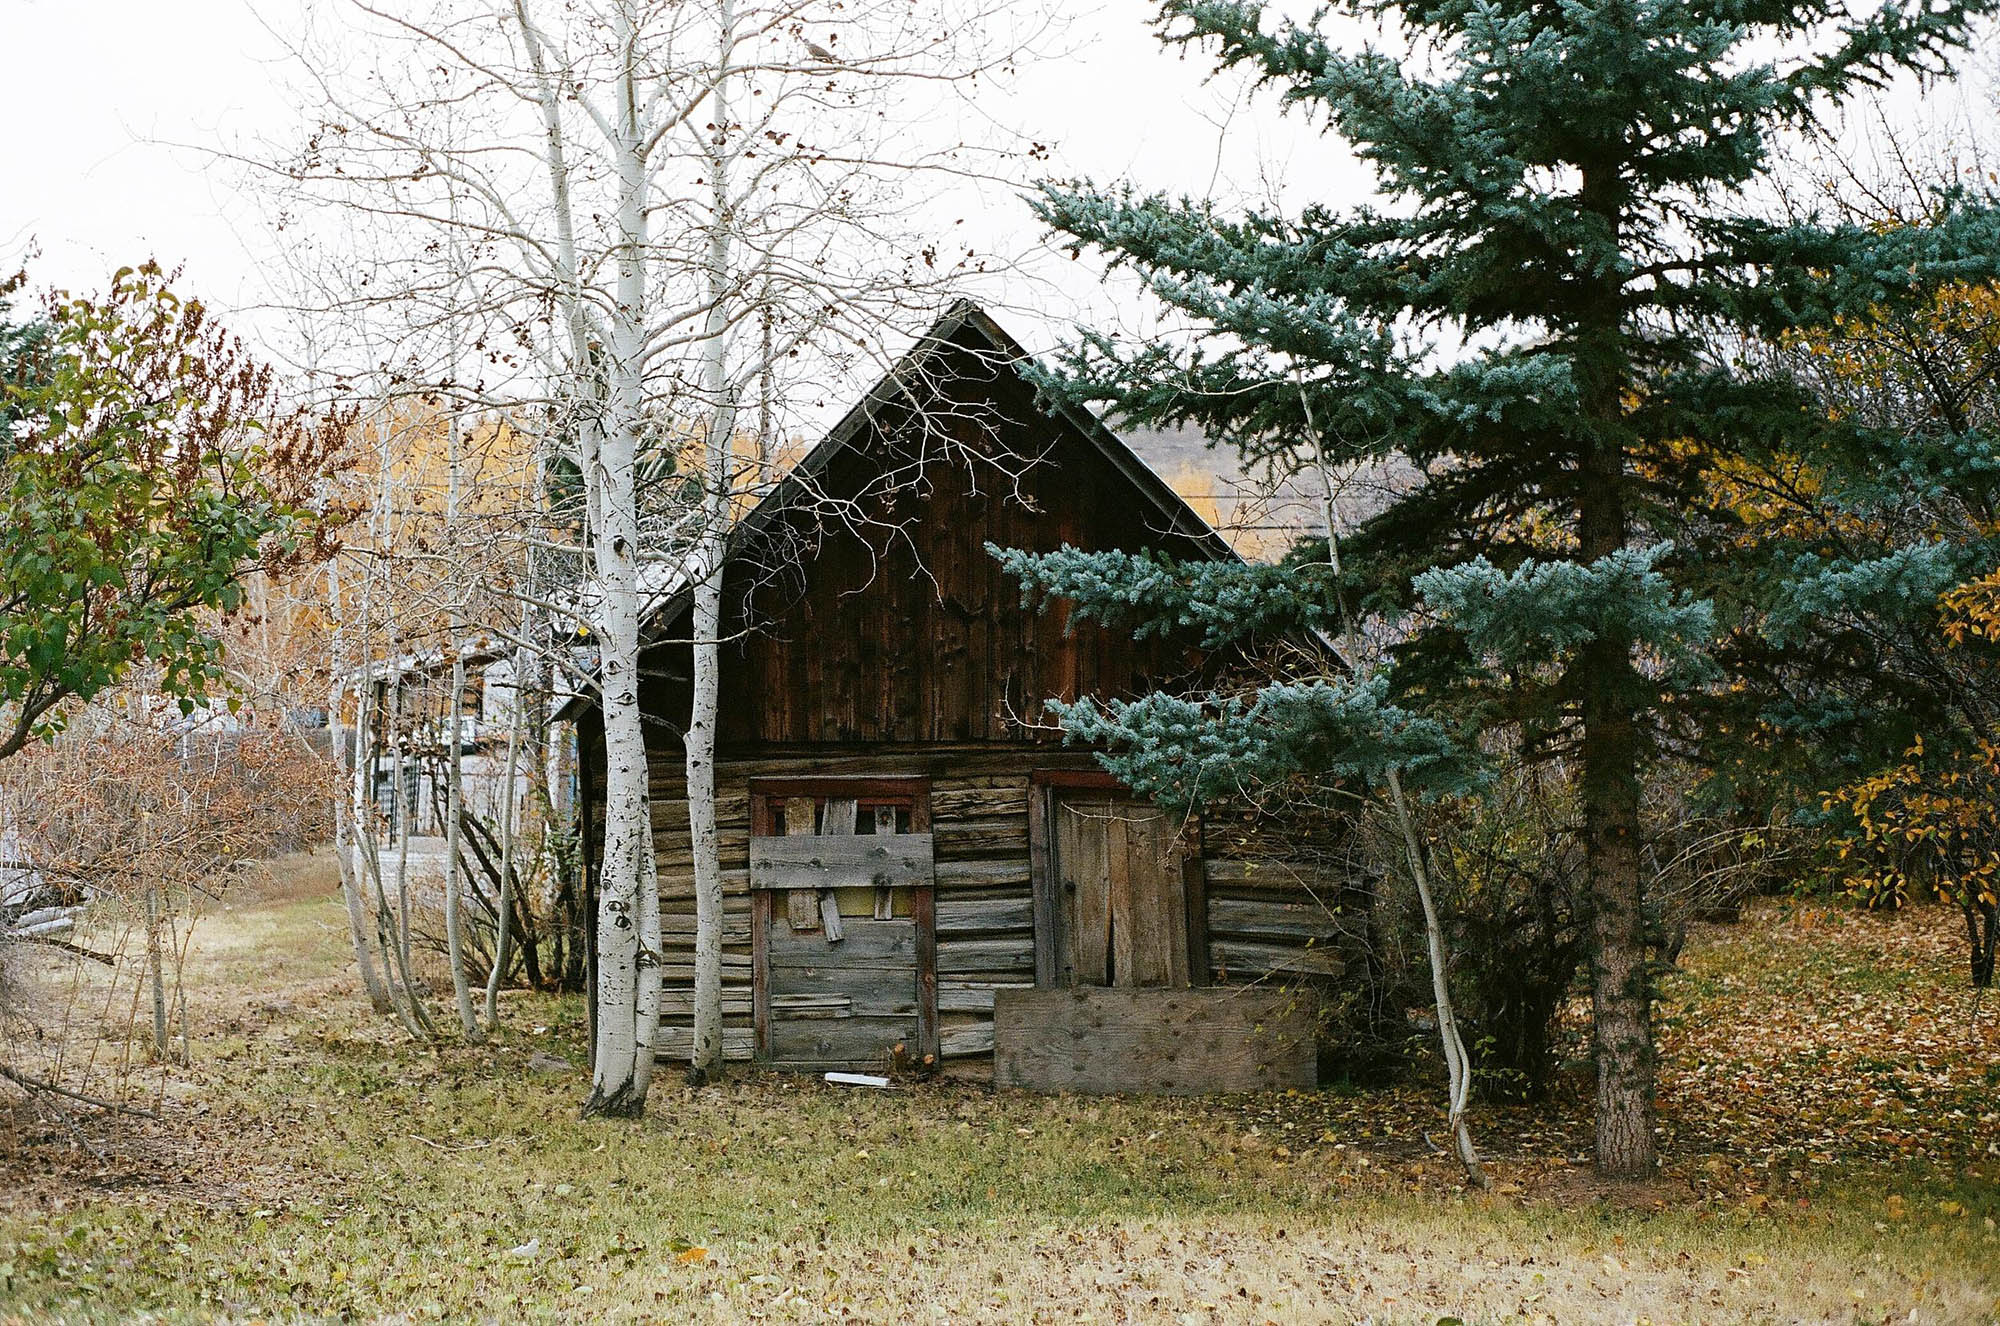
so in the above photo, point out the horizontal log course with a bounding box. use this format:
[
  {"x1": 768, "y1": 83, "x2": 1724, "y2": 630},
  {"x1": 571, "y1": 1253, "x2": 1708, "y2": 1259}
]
[
  {"x1": 767, "y1": 962, "x2": 918, "y2": 1018},
  {"x1": 936, "y1": 936, "x2": 1036, "y2": 975},
  {"x1": 938, "y1": 980, "x2": 1033, "y2": 1013},
  {"x1": 656, "y1": 836, "x2": 751, "y2": 872},
  {"x1": 1201, "y1": 859, "x2": 1343, "y2": 894},
  {"x1": 939, "y1": 1021, "x2": 996, "y2": 1058},
  {"x1": 649, "y1": 793, "x2": 751, "y2": 831},
  {"x1": 993, "y1": 987, "x2": 1316, "y2": 1093},
  {"x1": 710, "y1": 747, "x2": 1096, "y2": 781},
  {"x1": 654, "y1": 1027, "x2": 756, "y2": 1062},
  {"x1": 1208, "y1": 939, "x2": 1342, "y2": 980},
  {"x1": 767, "y1": 1014, "x2": 917, "y2": 1067},
  {"x1": 934, "y1": 859, "x2": 1031, "y2": 890},
  {"x1": 930, "y1": 786, "x2": 1030, "y2": 820},
  {"x1": 657, "y1": 990, "x2": 753, "y2": 1017},
  {"x1": 656, "y1": 952, "x2": 753, "y2": 982},
  {"x1": 748, "y1": 834, "x2": 936, "y2": 890},
  {"x1": 769, "y1": 917, "x2": 917, "y2": 969},
  {"x1": 1206, "y1": 897, "x2": 1344, "y2": 943},
  {"x1": 658, "y1": 911, "x2": 752, "y2": 945},
  {"x1": 936, "y1": 896, "x2": 1034, "y2": 936},
  {"x1": 658, "y1": 869, "x2": 750, "y2": 901},
  {"x1": 933, "y1": 817, "x2": 1028, "y2": 860}
]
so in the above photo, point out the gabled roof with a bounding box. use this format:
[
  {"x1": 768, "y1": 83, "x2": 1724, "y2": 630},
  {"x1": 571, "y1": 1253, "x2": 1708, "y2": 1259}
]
[{"x1": 637, "y1": 299, "x2": 1238, "y2": 632}]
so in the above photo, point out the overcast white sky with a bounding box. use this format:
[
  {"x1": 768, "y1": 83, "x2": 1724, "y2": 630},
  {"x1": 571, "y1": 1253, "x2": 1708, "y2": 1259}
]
[
  {"x1": 0, "y1": 1, "x2": 1350, "y2": 354},
  {"x1": 2, "y1": 0, "x2": 1991, "y2": 367}
]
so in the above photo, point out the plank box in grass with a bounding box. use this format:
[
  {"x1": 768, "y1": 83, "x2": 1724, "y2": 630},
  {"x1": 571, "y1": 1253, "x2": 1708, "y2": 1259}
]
[{"x1": 992, "y1": 987, "x2": 1316, "y2": 1094}]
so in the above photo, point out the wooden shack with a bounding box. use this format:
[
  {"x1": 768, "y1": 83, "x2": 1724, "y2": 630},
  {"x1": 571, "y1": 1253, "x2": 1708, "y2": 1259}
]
[{"x1": 573, "y1": 302, "x2": 1353, "y2": 1087}]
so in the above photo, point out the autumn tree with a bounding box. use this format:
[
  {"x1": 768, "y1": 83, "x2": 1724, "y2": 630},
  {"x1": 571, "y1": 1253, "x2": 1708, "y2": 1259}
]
[
  {"x1": 1001, "y1": 0, "x2": 2000, "y2": 1177},
  {"x1": 0, "y1": 263, "x2": 345, "y2": 760},
  {"x1": 266, "y1": 0, "x2": 1044, "y2": 1110},
  {"x1": 1687, "y1": 147, "x2": 2000, "y2": 989}
]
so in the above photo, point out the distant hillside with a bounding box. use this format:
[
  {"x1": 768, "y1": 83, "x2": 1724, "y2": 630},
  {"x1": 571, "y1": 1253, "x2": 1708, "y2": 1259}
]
[{"x1": 1117, "y1": 423, "x2": 1413, "y2": 562}]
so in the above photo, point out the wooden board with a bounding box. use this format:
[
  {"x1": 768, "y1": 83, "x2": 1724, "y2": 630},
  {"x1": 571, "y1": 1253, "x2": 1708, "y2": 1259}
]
[
  {"x1": 657, "y1": 990, "x2": 753, "y2": 1017},
  {"x1": 936, "y1": 859, "x2": 1031, "y2": 890},
  {"x1": 654, "y1": 1027, "x2": 757, "y2": 1062},
  {"x1": 769, "y1": 917, "x2": 917, "y2": 968},
  {"x1": 1206, "y1": 896, "x2": 1343, "y2": 943},
  {"x1": 934, "y1": 817, "x2": 1029, "y2": 859},
  {"x1": 939, "y1": 1022, "x2": 996, "y2": 1058},
  {"x1": 936, "y1": 896, "x2": 1034, "y2": 935},
  {"x1": 992, "y1": 987, "x2": 1316, "y2": 1094},
  {"x1": 767, "y1": 1014, "x2": 918, "y2": 1067},
  {"x1": 759, "y1": 961, "x2": 917, "y2": 1017},
  {"x1": 930, "y1": 786, "x2": 1030, "y2": 819},
  {"x1": 1209, "y1": 939, "x2": 1342, "y2": 979},
  {"x1": 659, "y1": 912, "x2": 752, "y2": 945},
  {"x1": 1052, "y1": 796, "x2": 1190, "y2": 987},
  {"x1": 937, "y1": 980, "x2": 1033, "y2": 1012},
  {"x1": 936, "y1": 936, "x2": 1036, "y2": 974},
  {"x1": 749, "y1": 833, "x2": 937, "y2": 890}
]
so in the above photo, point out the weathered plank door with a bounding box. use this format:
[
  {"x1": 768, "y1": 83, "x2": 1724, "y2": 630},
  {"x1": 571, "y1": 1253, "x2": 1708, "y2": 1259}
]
[
  {"x1": 748, "y1": 782, "x2": 939, "y2": 1070},
  {"x1": 1048, "y1": 794, "x2": 1198, "y2": 988}
]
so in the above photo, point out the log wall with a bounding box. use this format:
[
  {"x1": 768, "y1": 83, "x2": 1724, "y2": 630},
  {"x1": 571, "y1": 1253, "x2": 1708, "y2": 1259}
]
[{"x1": 641, "y1": 743, "x2": 1362, "y2": 1074}]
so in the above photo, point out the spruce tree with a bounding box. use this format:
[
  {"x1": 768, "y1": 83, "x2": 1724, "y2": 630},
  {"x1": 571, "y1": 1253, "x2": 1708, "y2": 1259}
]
[{"x1": 1002, "y1": 0, "x2": 2000, "y2": 1175}]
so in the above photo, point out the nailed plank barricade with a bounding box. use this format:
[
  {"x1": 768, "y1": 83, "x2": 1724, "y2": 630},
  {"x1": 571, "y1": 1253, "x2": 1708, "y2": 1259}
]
[
  {"x1": 991, "y1": 988, "x2": 1317, "y2": 1094},
  {"x1": 566, "y1": 302, "x2": 1366, "y2": 1084}
]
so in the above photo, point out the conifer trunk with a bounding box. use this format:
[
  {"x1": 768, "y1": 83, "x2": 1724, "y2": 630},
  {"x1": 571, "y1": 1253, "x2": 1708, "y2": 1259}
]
[
  {"x1": 1577, "y1": 404, "x2": 1657, "y2": 1177},
  {"x1": 1572, "y1": 155, "x2": 1658, "y2": 1180},
  {"x1": 1578, "y1": 652, "x2": 1656, "y2": 1177}
]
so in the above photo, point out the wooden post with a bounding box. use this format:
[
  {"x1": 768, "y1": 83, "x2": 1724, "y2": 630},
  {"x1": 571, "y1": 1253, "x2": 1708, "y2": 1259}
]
[
  {"x1": 911, "y1": 790, "x2": 938, "y2": 1068},
  {"x1": 750, "y1": 791, "x2": 773, "y2": 1059},
  {"x1": 1027, "y1": 780, "x2": 1057, "y2": 987},
  {"x1": 872, "y1": 805, "x2": 896, "y2": 918},
  {"x1": 1181, "y1": 820, "x2": 1208, "y2": 989}
]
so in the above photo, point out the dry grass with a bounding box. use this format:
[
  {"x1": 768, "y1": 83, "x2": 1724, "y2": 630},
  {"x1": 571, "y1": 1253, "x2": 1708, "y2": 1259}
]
[{"x1": 0, "y1": 867, "x2": 1996, "y2": 1324}]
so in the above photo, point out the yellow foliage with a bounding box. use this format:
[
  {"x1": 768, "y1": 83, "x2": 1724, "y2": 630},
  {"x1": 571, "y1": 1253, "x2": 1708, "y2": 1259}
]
[{"x1": 1828, "y1": 737, "x2": 2000, "y2": 912}]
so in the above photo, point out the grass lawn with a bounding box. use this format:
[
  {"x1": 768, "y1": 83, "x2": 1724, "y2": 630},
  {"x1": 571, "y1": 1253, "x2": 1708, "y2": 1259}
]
[{"x1": 1, "y1": 857, "x2": 1996, "y2": 1324}]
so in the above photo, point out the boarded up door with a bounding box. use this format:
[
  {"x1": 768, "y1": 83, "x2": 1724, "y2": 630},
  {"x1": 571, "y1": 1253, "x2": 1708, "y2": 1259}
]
[
  {"x1": 1051, "y1": 795, "x2": 1192, "y2": 988},
  {"x1": 748, "y1": 788, "x2": 938, "y2": 1069}
]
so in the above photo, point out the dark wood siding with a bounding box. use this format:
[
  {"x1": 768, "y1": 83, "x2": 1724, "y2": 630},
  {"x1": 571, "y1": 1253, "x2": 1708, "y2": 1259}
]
[{"x1": 637, "y1": 336, "x2": 1223, "y2": 748}]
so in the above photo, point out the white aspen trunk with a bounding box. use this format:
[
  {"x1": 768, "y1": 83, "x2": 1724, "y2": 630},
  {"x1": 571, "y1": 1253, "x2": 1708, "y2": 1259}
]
[
  {"x1": 390, "y1": 668, "x2": 415, "y2": 975},
  {"x1": 328, "y1": 549, "x2": 392, "y2": 1013},
  {"x1": 1386, "y1": 767, "x2": 1488, "y2": 1188},
  {"x1": 485, "y1": 659, "x2": 528, "y2": 1029},
  {"x1": 443, "y1": 652, "x2": 481, "y2": 1038},
  {"x1": 581, "y1": 0, "x2": 660, "y2": 1116},
  {"x1": 1302, "y1": 390, "x2": 1487, "y2": 1189},
  {"x1": 440, "y1": 310, "x2": 481, "y2": 1038},
  {"x1": 356, "y1": 680, "x2": 430, "y2": 1039},
  {"x1": 686, "y1": 0, "x2": 740, "y2": 1085},
  {"x1": 516, "y1": 0, "x2": 626, "y2": 1087},
  {"x1": 332, "y1": 674, "x2": 392, "y2": 1013}
]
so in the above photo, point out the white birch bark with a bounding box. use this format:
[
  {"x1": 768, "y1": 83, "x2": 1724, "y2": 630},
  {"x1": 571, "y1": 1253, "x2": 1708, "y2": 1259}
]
[
  {"x1": 1303, "y1": 385, "x2": 1488, "y2": 1189},
  {"x1": 685, "y1": 0, "x2": 741, "y2": 1085},
  {"x1": 580, "y1": 0, "x2": 663, "y2": 1115},
  {"x1": 331, "y1": 668, "x2": 391, "y2": 1012},
  {"x1": 484, "y1": 656, "x2": 528, "y2": 1029},
  {"x1": 443, "y1": 651, "x2": 481, "y2": 1038}
]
